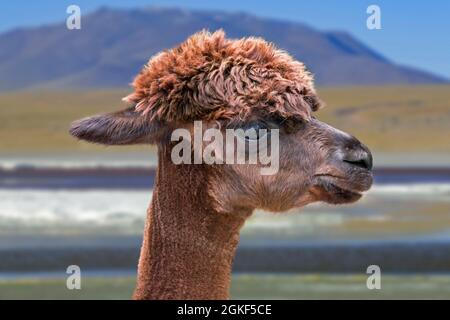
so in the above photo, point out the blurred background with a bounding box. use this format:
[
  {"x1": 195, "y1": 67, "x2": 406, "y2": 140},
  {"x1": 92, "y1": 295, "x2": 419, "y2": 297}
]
[{"x1": 1, "y1": 0, "x2": 450, "y2": 299}]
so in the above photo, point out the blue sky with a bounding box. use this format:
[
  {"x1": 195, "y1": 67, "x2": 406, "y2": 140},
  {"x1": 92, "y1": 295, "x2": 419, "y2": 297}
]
[{"x1": 1, "y1": 0, "x2": 449, "y2": 78}]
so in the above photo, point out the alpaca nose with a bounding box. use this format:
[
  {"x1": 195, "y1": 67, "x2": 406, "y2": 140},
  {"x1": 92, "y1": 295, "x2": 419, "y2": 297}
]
[{"x1": 341, "y1": 140, "x2": 373, "y2": 170}]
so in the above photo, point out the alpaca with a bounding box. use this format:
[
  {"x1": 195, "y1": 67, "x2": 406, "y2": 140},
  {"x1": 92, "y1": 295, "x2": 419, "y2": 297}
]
[{"x1": 70, "y1": 30, "x2": 373, "y2": 300}]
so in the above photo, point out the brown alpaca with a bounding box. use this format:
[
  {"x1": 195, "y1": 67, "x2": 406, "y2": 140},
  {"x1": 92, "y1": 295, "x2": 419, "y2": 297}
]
[{"x1": 70, "y1": 30, "x2": 373, "y2": 299}]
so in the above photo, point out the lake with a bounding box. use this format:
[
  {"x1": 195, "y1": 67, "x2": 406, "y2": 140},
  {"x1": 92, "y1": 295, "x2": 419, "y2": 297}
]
[{"x1": 1, "y1": 157, "x2": 450, "y2": 298}]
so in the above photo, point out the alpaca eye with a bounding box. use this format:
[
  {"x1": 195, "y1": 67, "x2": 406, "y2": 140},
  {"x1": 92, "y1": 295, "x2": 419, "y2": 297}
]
[{"x1": 242, "y1": 122, "x2": 268, "y2": 140}]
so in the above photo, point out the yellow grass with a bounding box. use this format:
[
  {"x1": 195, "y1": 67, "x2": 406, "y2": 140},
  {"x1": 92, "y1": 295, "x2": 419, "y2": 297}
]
[
  {"x1": 316, "y1": 85, "x2": 450, "y2": 152},
  {"x1": 2, "y1": 274, "x2": 450, "y2": 299},
  {"x1": 0, "y1": 85, "x2": 449, "y2": 153}
]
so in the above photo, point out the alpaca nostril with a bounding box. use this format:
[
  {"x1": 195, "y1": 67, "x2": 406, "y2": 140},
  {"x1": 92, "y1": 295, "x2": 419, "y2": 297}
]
[{"x1": 343, "y1": 149, "x2": 373, "y2": 170}]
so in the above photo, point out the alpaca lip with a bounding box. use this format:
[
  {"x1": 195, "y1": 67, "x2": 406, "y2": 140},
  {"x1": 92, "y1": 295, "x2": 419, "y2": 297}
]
[
  {"x1": 314, "y1": 174, "x2": 371, "y2": 195},
  {"x1": 311, "y1": 175, "x2": 365, "y2": 204}
]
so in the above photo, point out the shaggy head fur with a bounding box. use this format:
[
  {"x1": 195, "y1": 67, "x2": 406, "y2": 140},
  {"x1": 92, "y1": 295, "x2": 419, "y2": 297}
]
[{"x1": 124, "y1": 30, "x2": 323, "y2": 123}]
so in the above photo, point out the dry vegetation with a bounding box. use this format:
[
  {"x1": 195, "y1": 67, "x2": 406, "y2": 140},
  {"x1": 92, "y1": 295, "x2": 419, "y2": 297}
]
[
  {"x1": 0, "y1": 85, "x2": 449, "y2": 153},
  {"x1": 2, "y1": 274, "x2": 450, "y2": 299},
  {"x1": 317, "y1": 85, "x2": 450, "y2": 152}
]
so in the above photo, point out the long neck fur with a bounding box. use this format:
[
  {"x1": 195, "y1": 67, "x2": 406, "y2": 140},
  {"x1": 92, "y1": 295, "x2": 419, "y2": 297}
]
[{"x1": 133, "y1": 146, "x2": 250, "y2": 299}]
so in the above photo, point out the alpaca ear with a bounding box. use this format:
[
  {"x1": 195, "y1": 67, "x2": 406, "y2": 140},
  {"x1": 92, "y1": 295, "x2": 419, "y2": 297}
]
[{"x1": 69, "y1": 106, "x2": 164, "y2": 145}]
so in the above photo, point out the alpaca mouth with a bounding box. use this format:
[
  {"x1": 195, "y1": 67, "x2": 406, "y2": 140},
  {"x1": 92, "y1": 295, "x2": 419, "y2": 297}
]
[{"x1": 313, "y1": 174, "x2": 372, "y2": 204}]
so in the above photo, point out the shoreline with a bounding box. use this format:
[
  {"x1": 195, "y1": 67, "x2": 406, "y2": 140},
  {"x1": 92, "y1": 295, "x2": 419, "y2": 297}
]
[
  {"x1": 2, "y1": 239, "x2": 450, "y2": 274},
  {"x1": 1, "y1": 152, "x2": 450, "y2": 168},
  {"x1": 1, "y1": 166, "x2": 450, "y2": 189}
]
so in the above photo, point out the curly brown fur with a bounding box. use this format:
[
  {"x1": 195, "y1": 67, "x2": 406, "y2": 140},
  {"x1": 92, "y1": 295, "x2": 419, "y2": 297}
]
[{"x1": 124, "y1": 30, "x2": 323, "y2": 123}]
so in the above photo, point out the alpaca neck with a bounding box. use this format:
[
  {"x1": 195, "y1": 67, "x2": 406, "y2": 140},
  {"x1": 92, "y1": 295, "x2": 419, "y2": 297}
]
[{"x1": 134, "y1": 146, "x2": 250, "y2": 300}]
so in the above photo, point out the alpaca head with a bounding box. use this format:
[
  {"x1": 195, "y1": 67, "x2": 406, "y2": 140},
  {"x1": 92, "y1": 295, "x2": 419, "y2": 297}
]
[{"x1": 70, "y1": 30, "x2": 373, "y2": 213}]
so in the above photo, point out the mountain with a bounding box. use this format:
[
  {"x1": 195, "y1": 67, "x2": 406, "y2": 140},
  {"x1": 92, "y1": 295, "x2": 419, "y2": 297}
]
[{"x1": 0, "y1": 6, "x2": 446, "y2": 91}]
